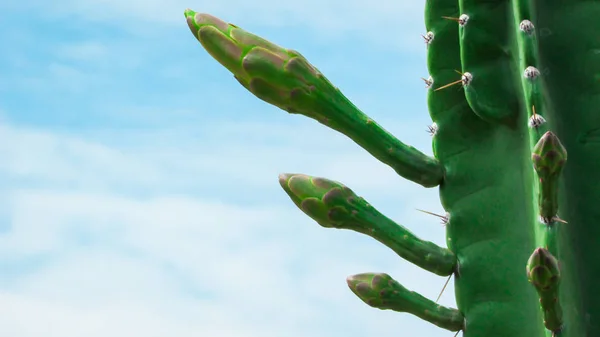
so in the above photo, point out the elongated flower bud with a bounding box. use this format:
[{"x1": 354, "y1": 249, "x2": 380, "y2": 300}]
[
  {"x1": 346, "y1": 273, "x2": 464, "y2": 331},
  {"x1": 526, "y1": 248, "x2": 562, "y2": 332},
  {"x1": 184, "y1": 9, "x2": 444, "y2": 187},
  {"x1": 278, "y1": 173, "x2": 456, "y2": 276}
]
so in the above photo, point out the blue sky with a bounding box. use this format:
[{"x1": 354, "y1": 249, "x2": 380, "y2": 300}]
[{"x1": 0, "y1": 1, "x2": 459, "y2": 336}]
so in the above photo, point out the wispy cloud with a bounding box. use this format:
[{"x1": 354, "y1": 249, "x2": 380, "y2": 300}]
[
  {"x1": 11, "y1": 0, "x2": 428, "y2": 51},
  {"x1": 54, "y1": 41, "x2": 110, "y2": 62},
  {"x1": 0, "y1": 116, "x2": 453, "y2": 336}
]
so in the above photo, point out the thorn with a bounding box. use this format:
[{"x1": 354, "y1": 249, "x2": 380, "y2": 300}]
[
  {"x1": 453, "y1": 330, "x2": 461, "y2": 337},
  {"x1": 532, "y1": 105, "x2": 537, "y2": 117},
  {"x1": 416, "y1": 208, "x2": 445, "y2": 218},
  {"x1": 435, "y1": 72, "x2": 472, "y2": 91},
  {"x1": 421, "y1": 76, "x2": 433, "y2": 89},
  {"x1": 434, "y1": 79, "x2": 463, "y2": 91},
  {"x1": 416, "y1": 208, "x2": 449, "y2": 225},
  {"x1": 442, "y1": 16, "x2": 460, "y2": 21},
  {"x1": 553, "y1": 216, "x2": 568, "y2": 224},
  {"x1": 454, "y1": 69, "x2": 464, "y2": 75},
  {"x1": 436, "y1": 274, "x2": 452, "y2": 303},
  {"x1": 442, "y1": 14, "x2": 469, "y2": 26}
]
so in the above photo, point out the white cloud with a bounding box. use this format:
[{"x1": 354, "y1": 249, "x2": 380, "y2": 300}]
[
  {"x1": 17, "y1": 0, "x2": 428, "y2": 51},
  {"x1": 0, "y1": 116, "x2": 434, "y2": 193},
  {"x1": 54, "y1": 41, "x2": 109, "y2": 62},
  {"x1": 0, "y1": 118, "x2": 455, "y2": 337}
]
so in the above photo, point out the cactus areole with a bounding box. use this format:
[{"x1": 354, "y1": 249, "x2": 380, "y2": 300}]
[{"x1": 184, "y1": 1, "x2": 600, "y2": 336}]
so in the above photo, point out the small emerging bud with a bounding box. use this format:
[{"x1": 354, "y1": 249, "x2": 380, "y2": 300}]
[
  {"x1": 527, "y1": 248, "x2": 563, "y2": 333},
  {"x1": 527, "y1": 248, "x2": 560, "y2": 291},
  {"x1": 532, "y1": 131, "x2": 568, "y2": 179}
]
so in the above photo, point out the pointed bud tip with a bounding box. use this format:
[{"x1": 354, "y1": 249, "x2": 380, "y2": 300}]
[
  {"x1": 531, "y1": 247, "x2": 552, "y2": 260},
  {"x1": 184, "y1": 9, "x2": 198, "y2": 37},
  {"x1": 529, "y1": 247, "x2": 558, "y2": 267},
  {"x1": 537, "y1": 131, "x2": 560, "y2": 145},
  {"x1": 278, "y1": 172, "x2": 310, "y2": 183},
  {"x1": 346, "y1": 273, "x2": 373, "y2": 286},
  {"x1": 278, "y1": 173, "x2": 295, "y2": 189},
  {"x1": 346, "y1": 273, "x2": 364, "y2": 285},
  {"x1": 346, "y1": 273, "x2": 390, "y2": 286},
  {"x1": 184, "y1": 8, "x2": 196, "y2": 17},
  {"x1": 278, "y1": 173, "x2": 316, "y2": 196},
  {"x1": 532, "y1": 130, "x2": 567, "y2": 164},
  {"x1": 278, "y1": 173, "x2": 292, "y2": 181}
]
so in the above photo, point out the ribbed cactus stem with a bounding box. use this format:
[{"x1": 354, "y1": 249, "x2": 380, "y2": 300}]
[
  {"x1": 346, "y1": 273, "x2": 464, "y2": 332},
  {"x1": 278, "y1": 173, "x2": 456, "y2": 276},
  {"x1": 184, "y1": 10, "x2": 444, "y2": 188},
  {"x1": 527, "y1": 248, "x2": 563, "y2": 333},
  {"x1": 426, "y1": 0, "x2": 546, "y2": 335}
]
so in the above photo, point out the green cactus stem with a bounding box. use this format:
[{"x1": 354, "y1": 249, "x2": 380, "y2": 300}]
[
  {"x1": 278, "y1": 173, "x2": 456, "y2": 276},
  {"x1": 425, "y1": 1, "x2": 546, "y2": 335},
  {"x1": 527, "y1": 248, "x2": 562, "y2": 333},
  {"x1": 531, "y1": 131, "x2": 567, "y2": 224},
  {"x1": 184, "y1": 9, "x2": 444, "y2": 188},
  {"x1": 187, "y1": 0, "x2": 600, "y2": 335},
  {"x1": 346, "y1": 272, "x2": 464, "y2": 331}
]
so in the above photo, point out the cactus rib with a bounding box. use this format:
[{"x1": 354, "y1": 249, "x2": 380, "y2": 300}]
[
  {"x1": 278, "y1": 173, "x2": 456, "y2": 276},
  {"x1": 347, "y1": 273, "x2": 464, "y2": 331},
  {"x1": 184, "y1": 9, "x2": 444, "y2": 188},
  {"x1": 456, "y1": 0, "x2": 521, "y2": 125}
]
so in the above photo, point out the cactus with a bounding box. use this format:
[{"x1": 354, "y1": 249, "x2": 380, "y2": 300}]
[{"x1": 183, "y1": 1, "x2": 600, "y2": 336}]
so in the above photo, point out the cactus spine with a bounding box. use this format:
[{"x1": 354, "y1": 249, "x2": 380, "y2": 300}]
[{"x1": 184, "y1": 0, "x2": 600, "y2": 335}]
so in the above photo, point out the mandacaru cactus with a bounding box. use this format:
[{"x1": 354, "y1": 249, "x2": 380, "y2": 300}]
[{"x1": 184, "y1": 0, "x2": 600, "y2": 336}]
